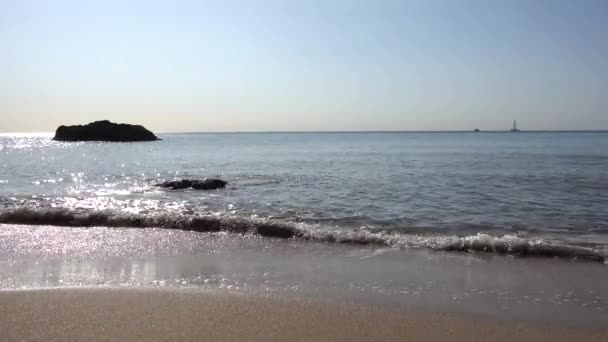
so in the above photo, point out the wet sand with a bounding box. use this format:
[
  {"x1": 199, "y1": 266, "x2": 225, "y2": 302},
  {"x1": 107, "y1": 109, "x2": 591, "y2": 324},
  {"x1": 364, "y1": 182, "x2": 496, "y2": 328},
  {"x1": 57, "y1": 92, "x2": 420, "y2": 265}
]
[
  {"x1": 1, "y1": 288, "x2": 607, "y2": 342},
  {"x1": 2, "y1": 224, "x2": 608, "y2": 328}
]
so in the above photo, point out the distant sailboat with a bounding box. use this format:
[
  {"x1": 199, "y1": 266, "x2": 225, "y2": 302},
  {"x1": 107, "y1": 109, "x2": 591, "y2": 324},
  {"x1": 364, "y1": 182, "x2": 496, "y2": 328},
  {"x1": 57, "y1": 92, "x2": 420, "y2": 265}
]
[{"x1": 510, "y1": 120, "x2": 520, "y2": 132}]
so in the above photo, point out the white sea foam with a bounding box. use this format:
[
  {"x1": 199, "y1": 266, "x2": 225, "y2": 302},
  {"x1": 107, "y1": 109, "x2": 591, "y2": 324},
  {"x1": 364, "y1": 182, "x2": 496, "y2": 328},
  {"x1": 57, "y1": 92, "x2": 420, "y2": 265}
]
[{"x1": 1, "y1": 207, "x2": 606, "y2": 263}]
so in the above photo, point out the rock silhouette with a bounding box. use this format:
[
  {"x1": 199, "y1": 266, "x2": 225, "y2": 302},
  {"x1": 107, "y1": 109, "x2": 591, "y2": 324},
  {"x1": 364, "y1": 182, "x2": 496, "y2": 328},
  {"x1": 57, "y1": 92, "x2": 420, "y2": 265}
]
[
  {"x1": 156, "y1": 179, "x2": 228, "y2": 190},
  {"x1": 53, "y1": 120, "x2": 159, "y2": 142}
]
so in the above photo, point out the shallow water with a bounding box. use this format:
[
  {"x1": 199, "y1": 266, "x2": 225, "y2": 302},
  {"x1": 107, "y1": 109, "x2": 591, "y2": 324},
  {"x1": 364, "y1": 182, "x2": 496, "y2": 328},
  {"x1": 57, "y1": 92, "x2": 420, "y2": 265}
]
[
  {"x1": 1, "y1": 224, "x2": 607, "y2": 327},
  {"x1": 1, "y1": 132, "x2": 607, "y2": 260}
]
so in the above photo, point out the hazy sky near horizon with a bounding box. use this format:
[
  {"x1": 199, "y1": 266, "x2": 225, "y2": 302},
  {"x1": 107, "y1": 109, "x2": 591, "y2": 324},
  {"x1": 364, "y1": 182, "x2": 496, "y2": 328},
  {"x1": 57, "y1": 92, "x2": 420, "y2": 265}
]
[{"x1": 1, "y1": 0, "x2": 608, "y2": 132}]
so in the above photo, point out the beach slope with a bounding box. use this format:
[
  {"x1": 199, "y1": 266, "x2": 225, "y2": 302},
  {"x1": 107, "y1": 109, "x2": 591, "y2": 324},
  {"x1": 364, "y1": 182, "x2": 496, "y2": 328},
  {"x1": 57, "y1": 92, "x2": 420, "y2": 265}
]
[{"x1": 1, "y1": 289, "x2": 606, "y2": 342}]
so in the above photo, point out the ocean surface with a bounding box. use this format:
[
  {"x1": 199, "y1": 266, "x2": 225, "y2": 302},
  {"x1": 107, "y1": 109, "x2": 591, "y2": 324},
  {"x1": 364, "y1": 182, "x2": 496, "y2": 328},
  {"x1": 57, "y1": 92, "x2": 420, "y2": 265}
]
[
  {"x1": 1, "y1": 131, "x2": 608, "y2": 262},
  {"x1": 2, "y1": 131, "x2": 608, "y2": 325}
]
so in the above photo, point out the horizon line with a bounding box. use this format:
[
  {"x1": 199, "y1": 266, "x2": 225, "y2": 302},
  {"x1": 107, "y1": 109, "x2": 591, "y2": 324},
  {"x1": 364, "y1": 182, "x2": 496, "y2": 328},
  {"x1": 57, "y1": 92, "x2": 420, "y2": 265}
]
[
  {"x1": 3, "y1": 129, "x2": 608, "y2": 135},
  {"x1": 160, "y1": 129, "x2": 608, "y2": 134}
]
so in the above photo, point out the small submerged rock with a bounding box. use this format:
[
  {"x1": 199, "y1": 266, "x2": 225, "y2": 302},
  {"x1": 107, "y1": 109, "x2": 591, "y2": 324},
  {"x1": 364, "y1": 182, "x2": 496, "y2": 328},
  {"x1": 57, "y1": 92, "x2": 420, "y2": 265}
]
[{"x1": 156, "y1": 178, "x2": 228, "y2": 190}]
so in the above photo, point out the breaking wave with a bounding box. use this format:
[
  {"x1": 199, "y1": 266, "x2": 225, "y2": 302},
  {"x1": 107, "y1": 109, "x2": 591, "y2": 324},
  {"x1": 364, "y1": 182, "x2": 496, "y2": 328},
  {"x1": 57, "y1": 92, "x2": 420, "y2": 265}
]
[{"x1": 1, "y1": 207, "x2": 606, "y2": 263}]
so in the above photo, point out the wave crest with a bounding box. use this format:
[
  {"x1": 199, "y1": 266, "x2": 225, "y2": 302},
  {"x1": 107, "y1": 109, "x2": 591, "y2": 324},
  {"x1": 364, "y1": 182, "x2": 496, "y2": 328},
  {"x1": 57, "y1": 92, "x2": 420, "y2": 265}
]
[{"x1": 1, "y1": 207, "x2": 606, "y2": 263}]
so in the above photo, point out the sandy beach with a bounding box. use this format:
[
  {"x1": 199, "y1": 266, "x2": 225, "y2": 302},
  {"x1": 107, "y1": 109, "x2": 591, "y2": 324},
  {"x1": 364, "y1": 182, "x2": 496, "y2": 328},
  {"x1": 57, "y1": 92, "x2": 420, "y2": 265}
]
[
  {"x1": 3, "y1": 0, "x2": 608, "y2": 340},
  {"x1": 1, "y1": 288, "x2": 607, "y2": 342}
]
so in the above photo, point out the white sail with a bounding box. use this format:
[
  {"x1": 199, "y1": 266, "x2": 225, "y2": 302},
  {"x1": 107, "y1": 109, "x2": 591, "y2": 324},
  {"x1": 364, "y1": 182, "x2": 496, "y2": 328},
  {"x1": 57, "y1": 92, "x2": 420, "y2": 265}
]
[{"x1": 510, "y1": 120, "x2": 520, "y2": 132}]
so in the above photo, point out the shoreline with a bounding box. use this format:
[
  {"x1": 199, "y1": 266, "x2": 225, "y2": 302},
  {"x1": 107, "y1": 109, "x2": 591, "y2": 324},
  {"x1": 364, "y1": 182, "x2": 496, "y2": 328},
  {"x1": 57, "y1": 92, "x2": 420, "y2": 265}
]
[
  {"x1": 2, "y1": 288, "x2": 607, "y2": 342},
  {"x1": 2, "y1": 223, "x2": 608, "y2": 327}
]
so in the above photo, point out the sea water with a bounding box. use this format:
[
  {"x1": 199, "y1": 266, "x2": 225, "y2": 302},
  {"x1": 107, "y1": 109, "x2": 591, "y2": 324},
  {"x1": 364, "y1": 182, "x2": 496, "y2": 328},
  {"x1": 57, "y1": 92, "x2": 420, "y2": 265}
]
[
  {"x1": 1, "y1": 132, "x2": 607, "y2": 325},
  {"x1": 1, "y1": 132, "x2": 607, "y2": 260}
]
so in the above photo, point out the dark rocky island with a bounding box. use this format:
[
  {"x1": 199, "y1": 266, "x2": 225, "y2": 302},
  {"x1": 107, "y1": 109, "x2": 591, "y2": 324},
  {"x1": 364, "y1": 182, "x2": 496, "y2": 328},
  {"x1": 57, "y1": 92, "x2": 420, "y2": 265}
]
[
  {"x1": 53, "y1": 120, "x2": 159, "y2": 142},
  {"x1": 156, "y1": 178, "x2": 228, "y2": 190}
]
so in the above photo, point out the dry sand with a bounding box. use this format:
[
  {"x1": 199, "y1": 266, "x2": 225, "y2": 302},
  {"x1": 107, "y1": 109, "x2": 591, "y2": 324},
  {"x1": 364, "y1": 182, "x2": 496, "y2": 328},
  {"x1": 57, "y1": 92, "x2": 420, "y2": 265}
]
[{"x1": 1, "y1": 288, "x2": 606, "y2": 342}]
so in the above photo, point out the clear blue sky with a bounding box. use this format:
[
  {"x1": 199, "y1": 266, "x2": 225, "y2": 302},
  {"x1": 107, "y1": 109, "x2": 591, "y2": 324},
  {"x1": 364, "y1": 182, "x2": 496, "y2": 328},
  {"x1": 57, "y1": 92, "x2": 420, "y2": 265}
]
[{"x1": 1, "y1": 0, "x2": 607, "y2": 132}]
